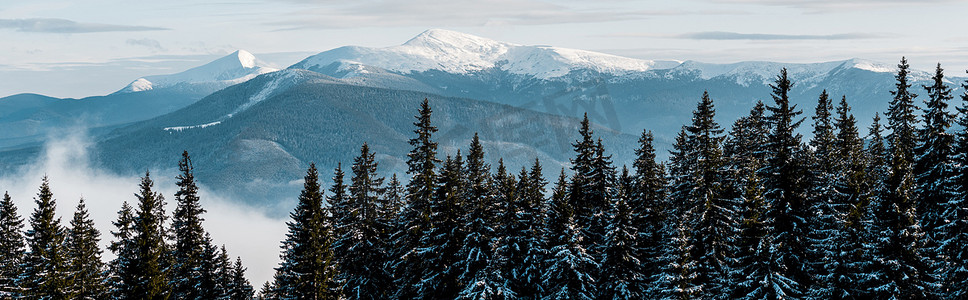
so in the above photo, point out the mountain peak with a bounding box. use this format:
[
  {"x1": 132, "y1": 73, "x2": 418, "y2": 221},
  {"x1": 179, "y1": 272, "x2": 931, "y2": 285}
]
[
  {"x1": 293, "y1": 29, "x2": 656, "y2": 79},
  {"x1": 403, "y1": 29, "x2": 511, "y2": 50},
  {"x1": 116, "y1": 50, "x2": 277, "y2": 94}
]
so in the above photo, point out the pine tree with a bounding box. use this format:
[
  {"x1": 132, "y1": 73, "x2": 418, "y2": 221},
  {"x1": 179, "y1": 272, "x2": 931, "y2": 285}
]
[
  {"x1": 804, "y1": 91, "x2": 842, "y2": 299},
  {"x1": 108, "y1": 201, "x2": 137, "y2": 298},
  {"x1": 216, "y1": 245, "x2": 234, "y2": 299},
  {"x1": 21, "y1": 176, "x2": 70, "y2": 299},
  {"x1": 454, "y1": 134, "x2": 511, "y2": 300},
  {"x1": 940, "y1": 73, "x2": 968, "y2": 297},
  {"x1": 543, "y1": 170, "x2": 598, "y2": 300},
  {"x1": 669, "y1": 91, "x2": 735, "y2": 298},
  {"x1": 416, "y1": 153, "x2": 466, "y2": 299},
  {"x1": 326, "y1": 163, "x2": 348, "y2": 297},
  {"x1": 393, "y1": 98, "x2": 441, "y2": 299},
  {"x1": 599, "y1": 167, "x2": 647, "y2": 299},
  {"x1": 761, "y1": 68, "x2": 810, "y2": 296},
  {"x1": 569, "y1": 114, "x2": 613, "y2": 264},
  {"x1": 66, "y1": 198, "x2": 108, "y2": 299},
  {"x1": 730, "y1": 168, "x2": 793, "y2": 299},
  {"x1": 631, "y1": 131, "x2": 674, "y2": 299},
  {"x1": 227, "y1": 257, "x2": 255, "y2": 300},
  {"x1": 723, "y1": 101, "x2": 781, "y2": 299},
  {"x1": 509, "y1": 159, "x2": 548, "y2": 299},
  {"x1": 915, "y1": 63, "x2": 956, "y2": 241},
  {"x1": 272, "y1": 163, "x2": 338, "y2": 299},
  {"x1": 887, "y1": 57, "x2": 920, "y2": 163},
  {"x1": 130, "y1": 171, "x2": 170, "y2": 299},
  {"x1": 0, "y1": 192, "x2": 24, "y2": 298},
  {"x1": 171, "y1": 151, "x2": 209, "y2": 300},
  {"x1": 339, "y1": 143, "x2": 390, "y2": 299},
  {"x1": 197, "y1": 235, "x2": 222, "y2": 299},
  {"x1": 869, "y1": 138, "x2": 939, "y2": 298}
]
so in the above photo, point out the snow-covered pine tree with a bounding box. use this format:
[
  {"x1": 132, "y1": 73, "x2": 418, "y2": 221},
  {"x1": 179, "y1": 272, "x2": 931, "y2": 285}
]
[
  {"x1": 0, "y1": 192, "x2": 24, "y2": 298},
  {"x1": 380, "y1": 173, "x2": 404, "y2": 289},
  {"x1": 723, "y1": 101, "x2": 778, "y2": 299},
  {"x1": 108, "y1": 201, "x2": 137, "y2": 298},
  {"x1": 66, "y1": 198, "x2": 108, "y2": 299},
  {"x1": 804, "y1": 90, "x2": 843, "y2": 299},
  {"x1": 939, "y1": 73, "x2": 968, "y2": 297},
  {"x1": 670, "y1": 91, "x2": 735, "y2": 298},
  {"x1": 226, "y1": 257, "x2": 255, "y2": 300},
  {"x1": 851, "y1": 113, "x2": 890, "y2": 297},
  {"x1": 543, "y1": 169, "x2": 598, "y2": 300},
  {"x1": 339, "y1": 143, "x2": 390, "y2": 299},
  {"x1": 130, "y1": 171, "x2": 170, "y2": 299},
  {"x1": 869, "y1": 138, "x2": 940, "y2": 298},
  {"x1": 171, "y1": 151, "x2": 209, "y2": 300},
  {"x1": 569, "y1": 114, "x2": 613, "y2": 267},
  {"x1": 272, "y1": 163, "x2": 338, "y2": 300},
  {"x1": 887, "y1": 57, "x2": 920, "y2": 165},
  {"x1": 599, "y1": 167, "x2": 647, "y2": 299},
  {"x1": 216, "y1": 245, "x2": 234, "y2": 299},
  {"x1": 817, "y1": 96, "x2": 873, "y2": 298},
  {"x1": 509, "y1": 159, "x2": 548, "y2": 300},
  {"x1": 416, "y1": 153, "x2": 467, "y2": 299},
  {"x1": 455, "y1": 134, "x2": 512, "y2": 300},
  {"x1": 196, "y1": 234, "x2": 222, "y2": 299},
  {"x1": 392, "y1": 98, "x2": 441, "y2": 299},
  {"x1": 631, "y1": 131, "x2": 674, "y2": 299},
  {"x1": 730, "y1": 167, "x2": 794, "y2": 299},
  {"x1": 914, "y1": 63, "x2": 956, "y2": 243},
  {"x1": 761, "y1": 68, "x2": 810, "y2": 297},
  {"x1": 21, "y1": 176, "x2": 70, "y2": 299}
]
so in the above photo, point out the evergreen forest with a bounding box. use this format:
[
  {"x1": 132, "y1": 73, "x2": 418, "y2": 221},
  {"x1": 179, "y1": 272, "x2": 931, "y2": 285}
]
[{"x1": 3, "y1": 57, "x2": 968, "y2": 299}]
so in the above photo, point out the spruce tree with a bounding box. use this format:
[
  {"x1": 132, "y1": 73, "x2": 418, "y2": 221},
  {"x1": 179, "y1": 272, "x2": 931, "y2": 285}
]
[
  {"x1": 631, "y1": 131, "x2": 674, "y2": 299},
  {"x1": 197, "y1": 235, "x2": 222, "y2": 299},
  {"x1": 108, "y1": 201, "x2": 137, "y2": 298},
  {"x1": 761, "y1": 68, "x2": 810, "y2": 296},
  {"x1": 599, "y1": 167, "x2": 647, "y2": 299},
  {"x1": 272, "y1": 163, "x2": 338, "y2": 299},
  {"x1": 416, "y1": 153, "x2": 466, "y2": 299},
  {"x1": 21, "y1": 176, "x2": 70, "y2": 299},
  {"x1": 915, "y1": 63, "x2": 956, "y2": 241},
  {"x1": 804, "y1": 91, "x2": 842, "y2": 299},
  {"x1": 130, "y1": 171, "x2": 170, "y2": 299},
  {"x1": 510, "y1": 158, "x2": 548, "y2": 299},
  {"x1": 227, "y1": 257, "x2": 255, "y2": 300},
  {"x1": 887, "y1": 57, "x2": 920, "y2": 163},
  {"x1": 669, "y1": 91, "x2": 735, "y2": 298},
  {"x1": 216, "y1": 245, "x2": 234, "y2": 299},
  {"x1": 171, "y1": 151, "x2": 209, "y2": 300},
  {"x1": 569, "y1": 114, "x2": 613, "y2": 262},
  {"x1": 0, "y1": 192, "x2": 24, "y2": 297},
  {"x1": 940, "y1": 73, "x2": 968, "y2": 297},
  {"x1": 543, "y1": 169, "x2": 598, "y2": 300},
  {"x1": 454, "y1": 135, "x2": 511, "y2": 300},
  {"x1": 339, "y1": 143, "x2": 390, "y2": 299},
  {"x1": 66, "y1": 198, "x2": 108, "y2": 299},
  {"x1": 393, "y1": 98, "x2": 441, "y2": 299},
  {"x1": 870, "y1": 138, "x2": 939, "y2": 298}
]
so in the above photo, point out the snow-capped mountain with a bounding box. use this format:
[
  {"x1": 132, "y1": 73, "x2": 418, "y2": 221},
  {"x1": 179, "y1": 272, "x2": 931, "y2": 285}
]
[
  {"x1": 117, "y1": 50, "x2": 277, "y2": 93},
  {"x1": 291, "y1": 29, "x2": 675, "y2": 79}
]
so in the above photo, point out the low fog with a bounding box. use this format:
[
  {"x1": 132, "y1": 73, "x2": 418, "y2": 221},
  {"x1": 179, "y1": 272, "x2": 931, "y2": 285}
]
[{"x1": 0, "y1": 130, "x2": 288, "y2": 288}]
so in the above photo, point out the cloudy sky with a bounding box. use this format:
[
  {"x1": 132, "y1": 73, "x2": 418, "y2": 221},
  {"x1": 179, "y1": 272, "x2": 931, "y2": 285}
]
[{"x1": 1, "y1": 0, "x2": 967, "y2": 98}]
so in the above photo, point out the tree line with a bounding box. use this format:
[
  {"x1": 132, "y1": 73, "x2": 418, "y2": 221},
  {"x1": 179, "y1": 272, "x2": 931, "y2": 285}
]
[
  {"x1": 0, "y1": 152, "x2": 255, "y2": 299},
  {"x1": 2, "y1": 56, "x2": 968, "y2": 299}
]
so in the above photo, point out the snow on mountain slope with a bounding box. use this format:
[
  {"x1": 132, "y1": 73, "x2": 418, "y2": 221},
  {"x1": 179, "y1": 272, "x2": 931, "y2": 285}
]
[
  {"x1": 291, "y1": 29, "x2": 659, "y2": 79},
  {"x1": 117, "y1": 50, "x2": 278, "y2": 93}
]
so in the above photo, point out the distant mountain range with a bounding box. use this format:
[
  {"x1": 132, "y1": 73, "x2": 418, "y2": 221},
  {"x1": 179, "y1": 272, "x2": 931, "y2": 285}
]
[{"x1": 1, "y1": 29, "x2": 964, "y2": 210}]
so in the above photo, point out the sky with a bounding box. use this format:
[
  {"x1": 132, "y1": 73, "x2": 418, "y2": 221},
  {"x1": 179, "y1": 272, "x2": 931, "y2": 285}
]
[{"x1": 2, "y1": 0, "x2": 968, "y2": 98}]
